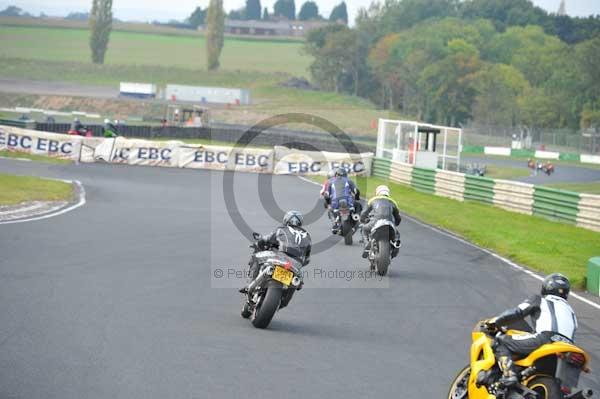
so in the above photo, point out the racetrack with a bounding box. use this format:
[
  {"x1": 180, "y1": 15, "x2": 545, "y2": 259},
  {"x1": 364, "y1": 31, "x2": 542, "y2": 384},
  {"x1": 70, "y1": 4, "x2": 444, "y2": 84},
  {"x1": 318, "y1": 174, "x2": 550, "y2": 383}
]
[
  {"x1": 1, "y1": 159, "x2": 599, "y2": 399},
  {"x1": 463, "y1": 155, "x2": 600, "y2": 184}
]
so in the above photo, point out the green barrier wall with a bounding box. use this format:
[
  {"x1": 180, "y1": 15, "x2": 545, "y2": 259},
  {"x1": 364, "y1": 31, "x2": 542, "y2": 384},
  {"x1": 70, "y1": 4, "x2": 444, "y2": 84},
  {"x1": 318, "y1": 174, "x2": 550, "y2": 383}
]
[
  {"x1": 533, "y1": 187, "x2": 580, "y2": 223},
  {"x1": 464, "y1": 175, "x2": 495, "y2": 204},
  {"x1": 559, "y1": 153, "x2": 581, "y2": 162},
  {"x1": 411, "y1": 167, "x2": 436, "y2": 193},
  {"x1": 462, "y1": 145, "x2": 484, "y2": 154},
  {"x1": 587, "y1": 257, "x2": 600, "y2": 296},
  {"x1": 372, "y1": 158, "x2": 391, "y2": 180},
  {"x1": 510, "y1": 149, "x2": 535, "y2": 158}
]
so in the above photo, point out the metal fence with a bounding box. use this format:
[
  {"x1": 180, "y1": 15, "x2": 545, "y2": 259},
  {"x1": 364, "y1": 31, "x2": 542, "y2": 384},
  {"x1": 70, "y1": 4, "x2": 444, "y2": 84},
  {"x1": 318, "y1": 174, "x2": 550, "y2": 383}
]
[
  {"x1": 34, "y1": 122, "x2": 375, "y2": 154},
  {"x1": 462, "y1": 123, "x2": 600, "y2": 154}
]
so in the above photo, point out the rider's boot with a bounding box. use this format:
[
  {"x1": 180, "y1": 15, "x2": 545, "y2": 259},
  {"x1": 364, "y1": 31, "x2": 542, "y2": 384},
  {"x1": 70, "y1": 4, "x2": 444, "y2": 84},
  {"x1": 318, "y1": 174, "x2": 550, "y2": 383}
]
[{"x1": 498, "y1": 356, "x2": 518, "y2": 387}]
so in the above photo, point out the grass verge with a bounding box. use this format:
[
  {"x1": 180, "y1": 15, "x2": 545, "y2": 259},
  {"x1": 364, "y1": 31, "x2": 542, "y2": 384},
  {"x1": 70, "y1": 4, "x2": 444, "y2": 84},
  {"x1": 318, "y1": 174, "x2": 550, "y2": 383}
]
[
  {"x1": 545, "y1": 181, "x2": 600, "y2": 195},
  {"x1": 0, "y1": 150, "x2": 73, "y2": 164},
  {"x1": 0, "y1": 173, "x2": 73, "y2": 205},
  {"x1": 485, "y1": 165, "x2": 531, "y2": 180},
  {"x1": 324, "y1": 176, "x2": 599, "y2": 289}
]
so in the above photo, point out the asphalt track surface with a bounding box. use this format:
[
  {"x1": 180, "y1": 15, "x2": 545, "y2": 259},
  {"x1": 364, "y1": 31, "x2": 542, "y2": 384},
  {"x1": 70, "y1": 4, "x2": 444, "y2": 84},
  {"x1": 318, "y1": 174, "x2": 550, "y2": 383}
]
[
  {"x1": 1, "y1": 159, "x2": 599, "y2": 399},
  {"x1": 463, "y1": 155, "x2": 600, "y2": 184}
]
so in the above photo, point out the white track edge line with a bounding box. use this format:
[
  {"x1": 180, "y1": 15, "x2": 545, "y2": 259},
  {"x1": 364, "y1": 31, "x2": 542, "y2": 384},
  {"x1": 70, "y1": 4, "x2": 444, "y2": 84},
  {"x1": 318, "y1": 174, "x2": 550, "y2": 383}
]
[
  {"x1": 0, "y1": 179, "x2": 86, "y2": 225},
  {"x1": 296, "y1": 175, "x2": 600, "y2": 311}
]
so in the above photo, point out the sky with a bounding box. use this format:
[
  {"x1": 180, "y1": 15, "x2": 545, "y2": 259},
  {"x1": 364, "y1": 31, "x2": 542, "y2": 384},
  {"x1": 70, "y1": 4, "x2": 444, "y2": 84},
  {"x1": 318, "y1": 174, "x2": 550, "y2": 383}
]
[{"x1": 1, "y1": 0, "x2": 599, "y2": 23}]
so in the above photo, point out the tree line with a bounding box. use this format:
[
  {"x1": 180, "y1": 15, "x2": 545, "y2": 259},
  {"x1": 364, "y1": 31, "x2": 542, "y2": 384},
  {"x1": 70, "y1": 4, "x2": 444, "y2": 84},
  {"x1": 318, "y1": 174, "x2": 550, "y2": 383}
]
[
  {"x1": 187, "y1": 0, "x2": 348, "y2": 27},
  {"x1": 304, "y1": 0, "x2": 600, "y2": 130}
]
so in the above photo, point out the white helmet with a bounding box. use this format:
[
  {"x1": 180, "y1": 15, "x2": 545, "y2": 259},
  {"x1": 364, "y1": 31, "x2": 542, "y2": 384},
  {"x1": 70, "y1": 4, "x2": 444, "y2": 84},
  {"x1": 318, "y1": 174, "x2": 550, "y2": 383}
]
[{"x1": 375, "y1": 185, "x2": 390, "y2": 197}]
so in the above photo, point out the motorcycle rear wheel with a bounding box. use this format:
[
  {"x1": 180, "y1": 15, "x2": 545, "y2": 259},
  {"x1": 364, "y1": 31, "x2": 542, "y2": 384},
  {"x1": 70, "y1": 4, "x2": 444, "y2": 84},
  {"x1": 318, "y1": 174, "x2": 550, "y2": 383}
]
[
  {"x1": 251, "y1": 281, "x2": 283, "y2": 329},
  {"x1": 376, "y1": 239, "x2": 390, "y2": 276},
  {"x1": 527, "y1": 376, "x2": 563, "y2": 399},
  {"x1": 447, "y1": 366, "x2": 470, "y2": 399}
]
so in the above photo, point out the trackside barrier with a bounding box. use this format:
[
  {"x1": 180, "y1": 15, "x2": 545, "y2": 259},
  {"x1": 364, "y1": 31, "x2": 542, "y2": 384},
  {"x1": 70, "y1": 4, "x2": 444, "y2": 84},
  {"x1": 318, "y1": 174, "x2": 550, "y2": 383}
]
[
  {"x1": 464, "y1": 175, "x2": 495, "y2": 204},
  {"x1": 0, "y1": 126, "x2": 374, "y2": 177},
  {"x1": 372, "y1": 158, "x2": 391, "y2": 179},
  {"x1": 533, "y1": 187, "x2": 580, "y2": 224},
  {"x1": 577, "y1": 194, "x2": 600, "y2": 232},
  {"x1": 389, "y1": 162, "x2": 413, "y2": 186},
  {"x1": 435, "y1": 170, "x2": 465, "y2": 201},
  {"x1": 374, "y1": 157, "x2": 600, "y2": 233},
  {"x1": 411, "y1": 167, "x2": 436, "y2": 194},
  {"x1": 493, "y1": 180, "x2": 534, "y2": 215}
]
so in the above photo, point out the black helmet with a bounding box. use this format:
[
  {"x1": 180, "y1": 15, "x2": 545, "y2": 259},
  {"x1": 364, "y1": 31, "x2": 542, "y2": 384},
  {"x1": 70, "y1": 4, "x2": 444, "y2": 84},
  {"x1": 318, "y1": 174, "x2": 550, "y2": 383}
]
[
  {"x1": 335, "y1": 167, "x2": 348, "y2": 178},
  {"x1": 541, "y1": 273, "x2": 570, "y2": 299},
  {"x1": 283, "y1": 210, "x2": 303, "y2": 227}
]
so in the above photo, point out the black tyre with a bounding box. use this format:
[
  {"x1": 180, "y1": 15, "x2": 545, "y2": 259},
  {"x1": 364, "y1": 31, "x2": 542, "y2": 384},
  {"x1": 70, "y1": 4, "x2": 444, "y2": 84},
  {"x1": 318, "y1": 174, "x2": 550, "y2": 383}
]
[
  {"x1": 251, "y1": 281, "x2": 283, "y2": 329},
  {"x1": 241, "y1": 302, "x2": 252, "y2": 319},
  {"x1": 376, "y1": 239, "x2": 390, "y2": 276},
  {"x1": 344, "y1": 230, "x2": 353, "y2": 245},
  {"x1": 527, "y1": 376, "x2": 564, "y2": 399},
  {"x1": 447, "y1": 366, "x2": 470, "y2": 399}
]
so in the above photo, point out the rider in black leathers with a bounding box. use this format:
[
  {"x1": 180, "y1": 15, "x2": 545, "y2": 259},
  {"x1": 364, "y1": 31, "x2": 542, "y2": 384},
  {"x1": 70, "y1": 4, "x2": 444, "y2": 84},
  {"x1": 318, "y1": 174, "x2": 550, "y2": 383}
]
[
  {"x1": 241, "y1": 211, "x2": 312, "y2": 292},
  {"x1": 359, "y1": 185, "x2": 401, "y2": 258}
]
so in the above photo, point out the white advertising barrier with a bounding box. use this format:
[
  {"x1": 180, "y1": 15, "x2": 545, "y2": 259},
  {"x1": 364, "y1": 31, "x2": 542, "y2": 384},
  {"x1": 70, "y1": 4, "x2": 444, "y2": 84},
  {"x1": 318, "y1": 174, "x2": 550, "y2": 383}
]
[
  {"x1": 178, "y1": 144, "x2": 274, "y2": 173},
  {"x1": 106, "y1": 137, "x2": 183, "y2": 167},
  {"x1": 80, "y1": 136, "x2": 107, "y2": 163},
  {"x1": 535, "y1": 150, "x2": 560, "y2": 160},
  {"x1": 581, "y1": 154, "x2": 600, "y2": 165},
  {"x1": 0, "y1": 126, "x2": 82, "y2": 160},
  {"x1": 484, "y1": 146, "x2": 511, "y2": 156},
  {"x1": 272, "y1": 146, "x2": 373, "y2": 176}
]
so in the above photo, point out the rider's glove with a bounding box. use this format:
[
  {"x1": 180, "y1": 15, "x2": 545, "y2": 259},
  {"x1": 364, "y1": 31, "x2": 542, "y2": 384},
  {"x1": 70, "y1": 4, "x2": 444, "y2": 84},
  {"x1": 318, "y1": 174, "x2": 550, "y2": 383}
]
[{"x1": 483, "y1": 318, "x2": 498, "y2": 332}]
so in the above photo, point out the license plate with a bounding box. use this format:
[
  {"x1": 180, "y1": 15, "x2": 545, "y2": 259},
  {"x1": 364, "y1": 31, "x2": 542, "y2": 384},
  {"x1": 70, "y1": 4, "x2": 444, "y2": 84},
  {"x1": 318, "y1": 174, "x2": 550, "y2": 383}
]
[{"x1": 272, "y1": 266, "x2": 293, "y2": 286}]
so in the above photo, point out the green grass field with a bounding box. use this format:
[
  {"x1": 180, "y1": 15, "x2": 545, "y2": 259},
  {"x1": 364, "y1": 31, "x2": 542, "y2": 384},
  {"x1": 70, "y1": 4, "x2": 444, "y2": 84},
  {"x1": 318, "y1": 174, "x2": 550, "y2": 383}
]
[
  {"x1": 0, "y1": 149, "x2": 72, "y2": 164},
  {"x1": 485, "y1": 165, "x2": 531, "y2": 180},
  {"x1": 0, "y1": 26, "x2": 311, "y2": 76},
  {"x1": 345, "y1": 176, "x2": 598, "y2": 289},
  {"x1": 546, "y1": 181, "x2": 600, "y2": 195},
  {"x1": 0, "y1": 173, "x2": 73, "y2": 205}
]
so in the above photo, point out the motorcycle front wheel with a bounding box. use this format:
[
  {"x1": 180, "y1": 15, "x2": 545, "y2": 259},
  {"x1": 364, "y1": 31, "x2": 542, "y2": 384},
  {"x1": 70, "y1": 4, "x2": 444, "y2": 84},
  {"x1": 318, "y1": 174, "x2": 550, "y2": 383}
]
[
  {"x1": 447, "y1": 366, "x2": 470, "y2": 399},
  {"x1": 251, "y1": 281, "x2": 283, "y2": 329}
]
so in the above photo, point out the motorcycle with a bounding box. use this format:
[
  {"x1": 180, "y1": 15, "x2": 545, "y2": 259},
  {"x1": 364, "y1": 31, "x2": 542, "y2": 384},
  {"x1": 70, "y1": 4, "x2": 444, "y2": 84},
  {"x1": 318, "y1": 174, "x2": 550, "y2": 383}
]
[
  {"x1": 331, "y1": 198, "x2": 361, "y2": 245},
  {"x1": 68, "y1": 127, "x2": 93, "y2": 137},
  {"x1": 448, "y1": 320, "x2": 593, "y2": 399},
  {"x1": 241, "y1": 232, "x2": 304, "y2": 329},
  {"x1": 365, "y1": 219, "x2": 401, "y2": 276}
]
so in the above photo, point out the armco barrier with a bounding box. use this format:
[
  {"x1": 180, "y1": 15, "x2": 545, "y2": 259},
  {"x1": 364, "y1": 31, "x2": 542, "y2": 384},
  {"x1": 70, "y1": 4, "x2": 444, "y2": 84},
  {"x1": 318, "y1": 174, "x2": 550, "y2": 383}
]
[
  {"x1": 559, "y1": 153, "x2": 581, "y2": 162},
  {"x1": 577, "y1": 194, "x2": 600, "y2": 232},
  {"x1": 389, "y1": 161, "x2": 413, "y2": 186},
  {"x1": 411, "y1": 167, "x2": 436, "y2": 194},
  {"x1": 533, "y1": 187, "x2": 580, "y2": 223},
  {"x1": 372, "y1": 157, "x2": 391, "y2": 179},
  {"x1": 464, "y1": 175, "x2": 495, "y2": 204},
  {"x1": 435, "y1": 170, "x2": 465, "y2": 201},
  {"x1": 493, "y1": 180, "x2": 534, "y2": 215}
]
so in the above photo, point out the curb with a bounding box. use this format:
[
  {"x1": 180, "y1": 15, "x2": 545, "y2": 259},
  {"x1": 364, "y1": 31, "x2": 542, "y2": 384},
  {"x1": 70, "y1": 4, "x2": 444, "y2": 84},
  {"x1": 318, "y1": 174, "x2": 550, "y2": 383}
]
[{"x1": 0, "y1": 179, "x2": 86, "y2": 225}]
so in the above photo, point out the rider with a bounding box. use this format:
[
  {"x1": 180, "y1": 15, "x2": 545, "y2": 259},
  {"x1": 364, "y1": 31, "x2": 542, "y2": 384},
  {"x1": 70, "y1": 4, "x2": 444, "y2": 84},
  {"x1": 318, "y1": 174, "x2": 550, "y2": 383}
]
[
  {"x1": 240, "y1": 211, "x2": 312, "y2": 293},
  {"x1": 484, "y1": 273, "x2": 577, "y2": 387},
  {"x1": 70, "y1": 118, "x2": 84, "y2": 135},
  {"x1": 327, "y1": 167, "x2": 360, "y2": 234},
  {"x1": 103, "y1": 119, "x2": 118, "y2": 138},
  {"x1": 359, "y1": 185, "x2": 401, "y2": 258},
  {"x1": 320, "y1": 168, "x2": 337, "y2": 209}
]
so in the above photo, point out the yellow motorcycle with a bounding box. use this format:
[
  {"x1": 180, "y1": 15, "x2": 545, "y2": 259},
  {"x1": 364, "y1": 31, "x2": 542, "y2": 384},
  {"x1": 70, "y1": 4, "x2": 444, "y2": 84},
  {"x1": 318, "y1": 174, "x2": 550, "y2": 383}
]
[{"x1": 448, "y1": 320, "x2": 593, "y2": 399}]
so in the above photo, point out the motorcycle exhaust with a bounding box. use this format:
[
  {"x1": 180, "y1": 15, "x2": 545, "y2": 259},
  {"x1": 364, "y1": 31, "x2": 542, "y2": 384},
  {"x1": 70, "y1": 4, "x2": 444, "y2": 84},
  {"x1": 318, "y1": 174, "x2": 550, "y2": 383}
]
[
  {"x1": 352, "y1": 213, "x2": 360, "y2": 222},
  {"x1": 391, "y1": 240, "x2": 402, "y2": 249},
  {"x1": 247, "y1": 265, "x2": 274, "y2": 292},
  {"x1": 566, "y1": 389, "x2": 593, "y2": 399}
]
